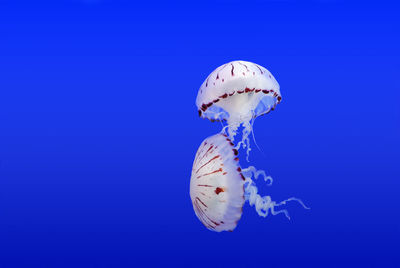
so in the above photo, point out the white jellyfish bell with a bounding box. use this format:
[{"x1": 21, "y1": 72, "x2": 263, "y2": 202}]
[
  {"x1": 190, "y1": 133, "x2": 308, "y2": 232},
  {"x1": 196, "y1": 60, "x2": 281, "y2": 157},
  {"x1": 190, "y1": 133, "x2": 244, "y2": 232}
]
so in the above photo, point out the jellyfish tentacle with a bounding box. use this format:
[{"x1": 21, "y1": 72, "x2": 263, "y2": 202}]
[
  {"x1": 220, "y1": 126, "x2": 227, "y2": 136},
  {"x1": 234, "y1": 140, "x2": 243, "y2": 150},
  {"x1": 241, "y1": 165, "x2": 273, "y2": 186},
  {"x1": 227, "y1": 122, "x2": 240, "y2": 142},
  {"x1": 277, "y1": 197, "x2": 311, "y2": 210},
  {"x1": 242, "y1": 121, "x2": 252, "y2": 161},
  {"x1": 242, "y1": 169, "x2": 309, "y2": 219},
  {"x1": 219, "y1": 118, "x2": 225, "y2": 129},
  {"x1": 250, "y1": 111, "x2": 262, "y2": 153},
  {"x1": 244, "y1": 182, "x2": 294, "y2": 219},
  {"x1": 230, "y1": 121, "x2": 252, "y2": 160}
]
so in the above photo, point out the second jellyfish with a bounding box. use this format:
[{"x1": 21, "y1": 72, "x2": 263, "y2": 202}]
[{"x1": 190, "y1": 133, "x2": 308, "y2": 232}]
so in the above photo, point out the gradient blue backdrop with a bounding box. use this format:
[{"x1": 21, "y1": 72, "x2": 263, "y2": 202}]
[{"x1": 0, "y1": 0, "x2": 399, "y2": 267}]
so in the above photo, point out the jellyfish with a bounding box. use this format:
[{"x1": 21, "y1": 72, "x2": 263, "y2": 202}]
[
  {"x1": 196, "y1": 60, "x2": 281, "y2": 157},
  {"x1": 190, "y1": 133, "x2": 308, "y2": 232}
]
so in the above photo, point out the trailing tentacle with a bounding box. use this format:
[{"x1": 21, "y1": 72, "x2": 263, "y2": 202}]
[
  {"x1": 241, "y1": 165, "x2": 273, "y2": 186},
  {"x1": 244, "y1": 181, "x2": 309, "y2": 219}
]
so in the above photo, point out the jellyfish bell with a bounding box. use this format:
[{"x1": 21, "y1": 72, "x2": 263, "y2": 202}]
[
  {"x1": 196, "y1": 60, "x2": 281, "y2": 155},
  {"x1": 196, "y1": 60, "x2": 281, "y2": 122},
  {"x1": 190, "y1": 133, "x2": 245, "y2": 232},
  {"x1": 190, "y1": 133, "x2": 309, "y2": 232}
]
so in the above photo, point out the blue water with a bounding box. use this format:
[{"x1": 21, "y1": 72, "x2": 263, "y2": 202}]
[{"x1": 0, "y1": 1, "x2": 399, "y2": 267}]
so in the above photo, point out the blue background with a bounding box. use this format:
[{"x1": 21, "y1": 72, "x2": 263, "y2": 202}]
[{"x1": 0, "y1": 0, "x2": 399, "y2": 267}]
